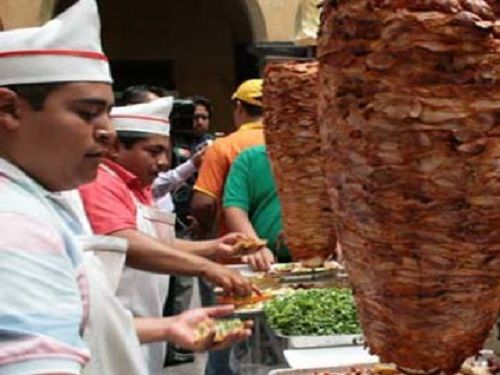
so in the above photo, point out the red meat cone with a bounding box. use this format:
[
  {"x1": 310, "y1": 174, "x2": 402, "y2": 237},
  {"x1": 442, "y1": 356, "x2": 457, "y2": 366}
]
[
  {"x1": 318, "y1": 1, "x2": 500, "y2": 373},
  {"x1": 264, "y1": 61, "x2": 337, "y2": 267}
]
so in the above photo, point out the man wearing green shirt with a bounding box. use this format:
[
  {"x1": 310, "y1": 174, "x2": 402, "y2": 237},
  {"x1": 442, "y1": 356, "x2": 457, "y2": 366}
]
[{"x1": 223, "y1": 145, "x2": 290, "y2": 271}]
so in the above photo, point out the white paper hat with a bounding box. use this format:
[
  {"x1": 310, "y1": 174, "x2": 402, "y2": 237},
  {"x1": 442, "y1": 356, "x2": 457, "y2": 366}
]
[
  {"x1": 111, "y1": 97, "x2": 173, "y2": 137},
  {"x1": 0, "y1": 0, "x2": 112, "y2": 86}
]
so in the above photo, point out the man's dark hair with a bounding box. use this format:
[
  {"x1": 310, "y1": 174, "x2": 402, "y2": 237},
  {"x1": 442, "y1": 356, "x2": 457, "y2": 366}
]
[
  {"x1": 4, "y1": 83, "x2": 64, "y2": 111},
  {"x1": 240, "y1": 99, "x2": 263, "y2": 117},
  {"x1": 120, "y1": 85, "x2": 171, "y2": 106},
  {"x1": 189, "y1": 95, "x2": 213, "y2": 118},
  {"x1": 117, "y1": 131, "x2": 149, "y2": 149}
]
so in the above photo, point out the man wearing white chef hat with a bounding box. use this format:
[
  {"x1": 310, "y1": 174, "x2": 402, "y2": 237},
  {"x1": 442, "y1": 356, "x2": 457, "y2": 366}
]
[
  {"x1": 79, "y1": 96, "x2": 257, "y2": 374},
  {"x1": 0, "y1": 1, "x2": 252, "y2": 374},
  {"x1": 0, "y1": 0, "x2": 114, "y2": 373}
]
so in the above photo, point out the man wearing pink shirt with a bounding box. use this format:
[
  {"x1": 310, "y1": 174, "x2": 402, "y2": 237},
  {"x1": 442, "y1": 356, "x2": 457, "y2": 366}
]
[{"x1": 79, "y1": 98, "x2": 255, "y2": 374}]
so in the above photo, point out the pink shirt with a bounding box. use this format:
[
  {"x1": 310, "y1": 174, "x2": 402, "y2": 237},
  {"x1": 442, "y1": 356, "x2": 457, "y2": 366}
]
[{"x1": 79, "y1": 160, "x2": 153, "y2": 235}]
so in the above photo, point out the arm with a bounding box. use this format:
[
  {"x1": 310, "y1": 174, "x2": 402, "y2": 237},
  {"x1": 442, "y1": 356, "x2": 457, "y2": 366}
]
[
  {"x1": 224, "y1": 207, "x2": 259, "y2": 238},
  {"x1": 134, "y1": 305, "x2": 252, "y2": 351},
  {"x1": 173, "y1": 237, "x2": 218, "y2": 257},
  {"x1": 223, "y1": 151, "x2": 275, "y2": 271},
  {"x1": 224, "y1": 208, "x2": 274, "y2": 271},
  {"x1": 79, "y1": 169, "x2": 251, "y2": 295},
  {"x1": 191, "y1": 143, "x2": 228, "y2": 239},
  {"x1": 191, "y1": 191, "x2": 217, "y2": 239},
  {"x1": 152, "y1": 159, "x2": 197, "y2": 199},
  {"x1": 173, "y1": 232, "x2": 253, "y2": 259},
  {"x1": 111, "y1": 228, "x2": 252, "y2": 296}
]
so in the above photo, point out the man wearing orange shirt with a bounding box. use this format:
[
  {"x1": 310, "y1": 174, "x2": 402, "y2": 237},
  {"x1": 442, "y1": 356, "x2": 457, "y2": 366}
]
[
  {"x1": 191, "y1": 79, "x2": 264, "y2": 375},
  {"x1": 191, "y1": 79, "x2": 265, "y2": 241}
]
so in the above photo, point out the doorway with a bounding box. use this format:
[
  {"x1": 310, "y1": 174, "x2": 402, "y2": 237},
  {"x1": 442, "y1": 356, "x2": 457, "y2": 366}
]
[{"x1": 97, "y1": 0, "x2": 264, "y2": 132}]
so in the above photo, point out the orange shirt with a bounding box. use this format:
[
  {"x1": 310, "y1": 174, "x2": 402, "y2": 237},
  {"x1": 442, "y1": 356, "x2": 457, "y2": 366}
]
[
  {"x1": 194, "y1": 122, "x2": 265, "y2": 243},
  {"x1": 194, "y1": 122, "x2": 265, "y2": 200}
]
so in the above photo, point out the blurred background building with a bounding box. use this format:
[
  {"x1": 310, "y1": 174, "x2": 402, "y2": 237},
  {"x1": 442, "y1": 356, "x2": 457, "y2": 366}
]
[{"x1": 0, "y1": 0, "x2": 319, "y2": 132}]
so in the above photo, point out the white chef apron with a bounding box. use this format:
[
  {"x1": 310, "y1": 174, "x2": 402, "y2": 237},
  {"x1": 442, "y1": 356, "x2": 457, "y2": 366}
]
[
  {"x1": 79, "y1": 235, "x2": 127, "y2": 293},
  {"x1": 81, "y1": 240, "x2": 148, "y2": 375},
  {"x1": 116, "y1": 201, "x2": 175, "y2": 375},
  {"x1": 56, "y1": 191, "x2": 149, "y2": 375},
  {"x1": 89, "y1": 172, "x2": 174, "y2": 375}
]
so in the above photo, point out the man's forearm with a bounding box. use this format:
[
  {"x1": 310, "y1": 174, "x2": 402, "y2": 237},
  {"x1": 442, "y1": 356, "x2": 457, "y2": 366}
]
[
  {"x1": 134, "y1": 317, "x2": 172, "y2": 344},
  {"x1": 224, "y1": 207, "x2": 257, "y2": 238},
  {"x1": 112, "y1": 229, "x2": 213, "y2": 277},
  {"x1": 225, "y1": 207, "x2": 275, "y2": 271},
  {"x1": 191, "y1": 191, "x2": 218, "y2": 239},
  {"x1": 152, "y1": 160, "x2": 196, "y2": 198},
  {"x1": 111, "y1": 229, "x2": 253, "y2": 296},
  {"x1": 173, "y1": 238, "x2": 217, "y2": 258}
]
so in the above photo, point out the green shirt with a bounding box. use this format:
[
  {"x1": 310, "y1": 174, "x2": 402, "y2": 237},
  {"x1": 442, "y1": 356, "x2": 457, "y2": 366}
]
[{"x1": 223, "y1": 145, "x2": 290, "y2": 261}]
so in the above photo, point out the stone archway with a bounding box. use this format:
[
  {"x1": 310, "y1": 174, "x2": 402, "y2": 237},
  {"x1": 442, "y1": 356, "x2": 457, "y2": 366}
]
[
  {"x1": 241, "y1": 0, "x2": 268, "y2": 41},
  {"x1": 253, "y1": 0, "x2": 302, "y2": 41}
]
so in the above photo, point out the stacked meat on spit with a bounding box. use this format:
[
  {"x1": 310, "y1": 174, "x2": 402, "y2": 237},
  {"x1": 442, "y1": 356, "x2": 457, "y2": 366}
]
[
  {"x1": 318, "y1": 0, "x2": 500, "y2": 373},
  {"x1": 264, "y1": 61, "x2": 337, "y2": 267}
]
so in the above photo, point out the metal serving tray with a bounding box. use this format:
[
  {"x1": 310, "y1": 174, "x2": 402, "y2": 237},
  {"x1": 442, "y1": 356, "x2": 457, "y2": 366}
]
[
  {"x1": 268, "y1": 364, "x2": 371, "y2": 375},
  {"x1": 225, "y1": 263, "x2": 350, "y2": 288},
  {"x1": 219, "y1": 264, "x2": 351, "y2": 316},
  {"x1": 275, "y1": 333, "x2": 364, "y2": 349},
  {"x1": 227, "y1": 263, "x2": 260, "y2": 277},
  {"x1": 278, "y1": 269, "x2": 346, "y2": 283},
  {"x1": 268, "y1": 368, "x2": 339, "y2": 375},
  {"x1": 268, "y1": 351, "x2": 500, "y2": 374}
]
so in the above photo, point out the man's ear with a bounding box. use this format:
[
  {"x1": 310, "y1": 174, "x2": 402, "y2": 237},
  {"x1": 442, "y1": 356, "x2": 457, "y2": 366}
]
[
  {"x1": 0, "y1": 88, "x2": 22, "y2": 131},
  {"x1": 235, "y1": 99, "x2": 243, "y2": 112}
]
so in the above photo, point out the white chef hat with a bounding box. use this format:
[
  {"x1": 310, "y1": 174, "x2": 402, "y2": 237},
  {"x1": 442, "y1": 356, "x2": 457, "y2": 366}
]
[
  {"x1": 0, "y1": 0, "x2": 112, "y2": 86},
  {"x1": 111, "y1": 97, "x2": 173, "y2": 137}
]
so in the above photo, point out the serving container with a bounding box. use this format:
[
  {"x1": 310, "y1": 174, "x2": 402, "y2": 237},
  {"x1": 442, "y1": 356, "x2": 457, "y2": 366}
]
[
  {"x1": 222, "y1": 263, "x2": 351, "y2": 317},
  {"x1": 274, "y1": 333, "x2": 364, "y2": 350},
  {"x1": 268, "y1": 363, "x2": 372, "y2": 375},
  {"x1": 269, "y1": 368, "x2": 345, "y2": 375},
  {"x1": 269, "y1": 350, "x2": 499, "y2": 374}
]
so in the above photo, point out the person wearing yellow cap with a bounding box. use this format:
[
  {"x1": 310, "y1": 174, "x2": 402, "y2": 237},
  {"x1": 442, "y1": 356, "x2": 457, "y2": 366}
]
[
  {"x1": 191, "y1": 79, "x2": 265, "y2": 242},
  {"x1": 231, "y1": 78, "x2": 264, "y2": 106},
  {"x1": 190, "y1": 79, "x2": 265, "y2": 375}
]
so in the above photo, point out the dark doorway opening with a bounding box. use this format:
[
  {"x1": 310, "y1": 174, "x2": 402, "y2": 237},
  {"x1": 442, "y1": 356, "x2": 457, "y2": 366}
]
[
  {"x1": 110, "y1": 60, "x2": 174, "y2": 92},
  {"x1": 234, "y1": 43, "x2": 260, "y2": 86},
  {"x1": 93, "y1": 0, "x2": 262, "y2": 132}
]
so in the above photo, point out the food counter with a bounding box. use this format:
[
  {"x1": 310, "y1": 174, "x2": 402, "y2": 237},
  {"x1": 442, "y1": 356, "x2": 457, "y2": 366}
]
[
  {"x1": 219, "y1": 262, "x2": 372, "y2": 374},
  {"x1": 268, "y1": 351, "x2": 500, "y2": 375},
  {"x1": 218, "y1": 263, "x2": 499, "y2": 375}
]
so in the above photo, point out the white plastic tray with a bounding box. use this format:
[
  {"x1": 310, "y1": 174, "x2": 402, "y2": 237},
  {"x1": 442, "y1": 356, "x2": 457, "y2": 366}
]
[{"x1": 284, "y1": 346, "x2": 379, "y2": 369}]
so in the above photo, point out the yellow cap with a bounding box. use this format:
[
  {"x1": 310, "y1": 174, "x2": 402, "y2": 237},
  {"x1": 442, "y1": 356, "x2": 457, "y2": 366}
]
[{"x1": 231, "y1": 79, "x2": 263, "y2": 107}]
